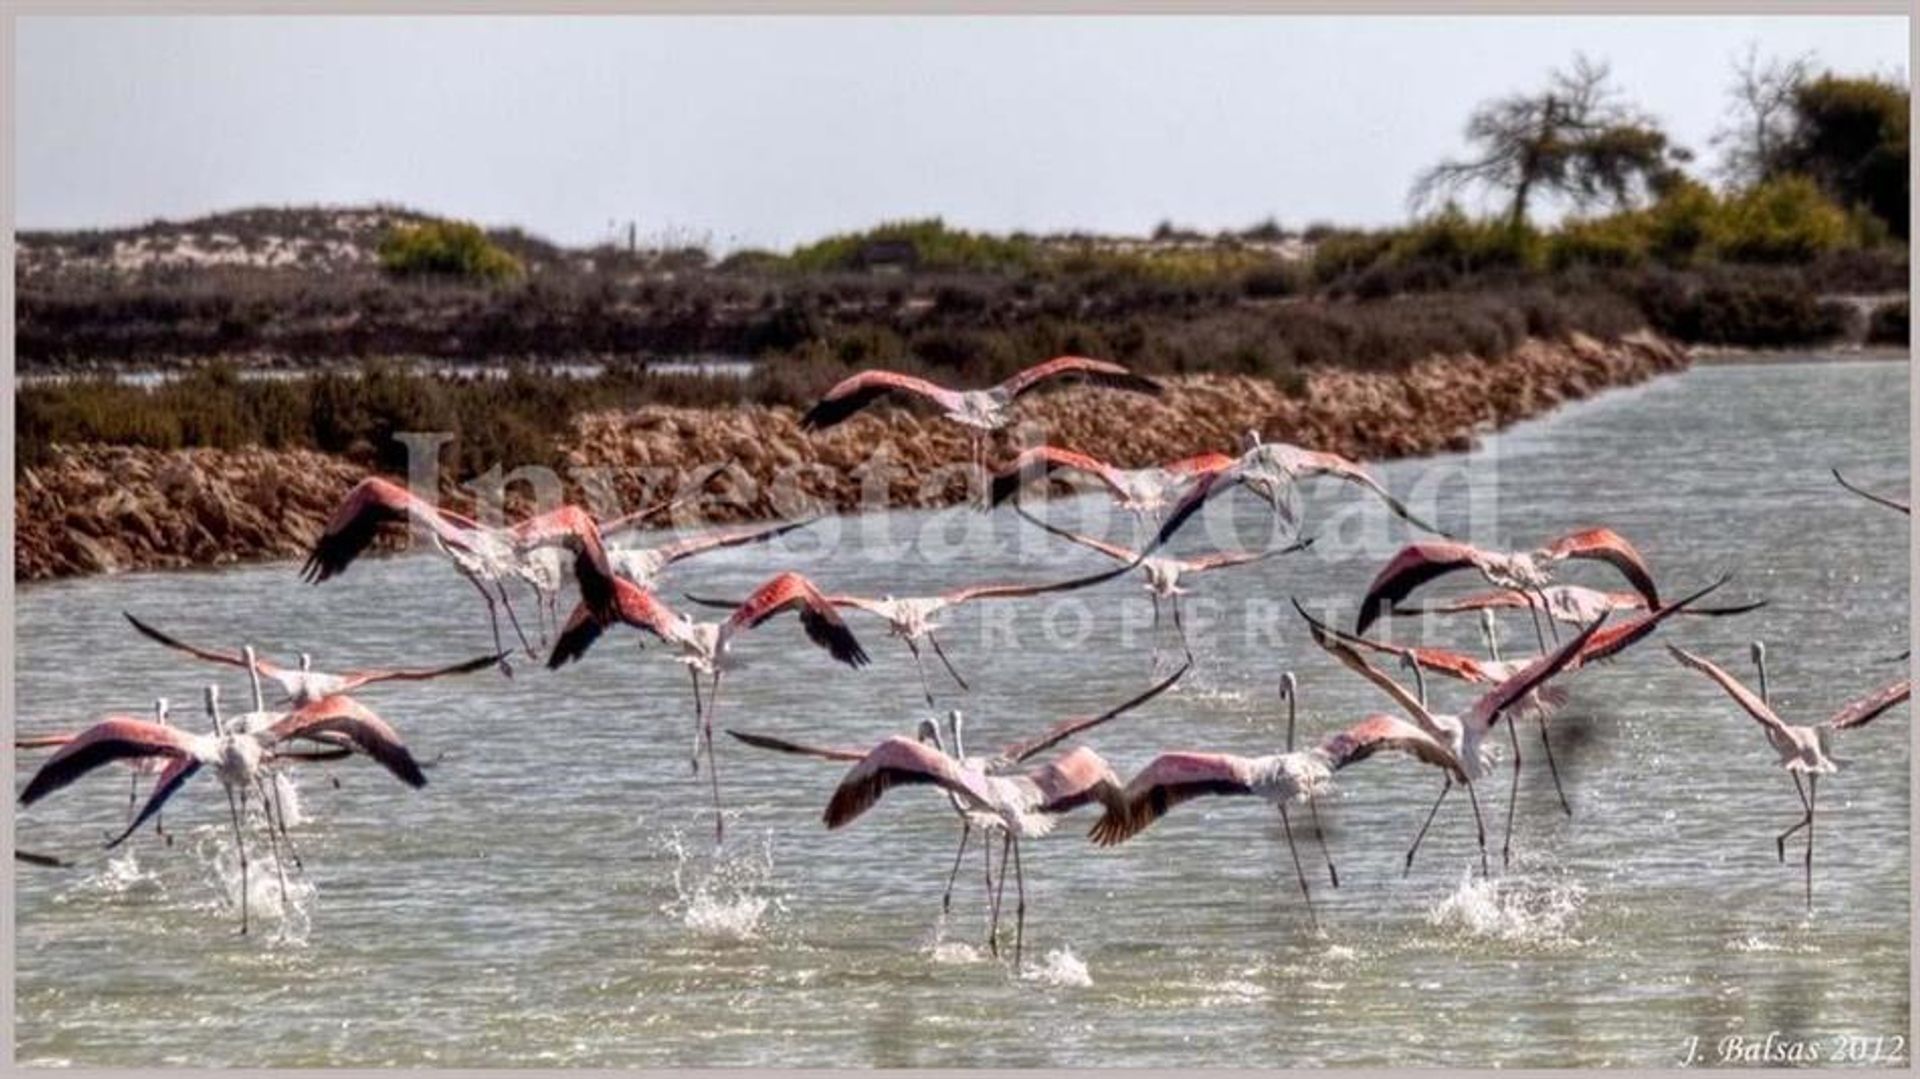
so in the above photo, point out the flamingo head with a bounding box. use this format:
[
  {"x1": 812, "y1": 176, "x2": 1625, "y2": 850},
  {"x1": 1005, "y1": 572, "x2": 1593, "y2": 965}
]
[
  {"x1": 1279, "y1": 671, "x2": 1296, "y2": 703},
  {"x1": 1240, "y1": 428, "x2": 1264, "y2": 452},
  {"x1": 945, "y1": 709, "x2": 966, "y2": 759},
  {"x1": 154, "y1": 697, "x2": 170, "y2": 725},
  {"x1": 204, "y1": 684, "x2": 224, "y2": 735},
  {"x1": 915, "y1": 716, "x2": 942, "y2": 748},
  {"x1": 298, "y1": 652, "x2": 314, "y2": 673}
]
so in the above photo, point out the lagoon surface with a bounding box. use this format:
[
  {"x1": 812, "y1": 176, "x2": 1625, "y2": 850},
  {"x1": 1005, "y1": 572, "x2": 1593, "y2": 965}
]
[{"x1": 14, "y1": 358, "x2": 1911, "y2": 1067}]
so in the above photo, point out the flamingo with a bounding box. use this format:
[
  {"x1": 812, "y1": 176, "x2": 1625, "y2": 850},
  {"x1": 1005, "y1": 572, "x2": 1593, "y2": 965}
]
[
  {"x1": 1833, "y1": 468, "x2": 1910, "y2": 515},
  {"x1": 16, "y1": 686, "x2": 429, "y2": 933},
  {"x1": 1016, "y1": 506, "x2": 1312, "y2": 669},
  {"x1": 728, "y1": 662, "x2": 1188, "y2": 955},
  {"x1": 1351, "y1": 528, "x2": 1660, "y2": 648},
  {"x1": 987, "y1": 446, "x2": 1235, "y2": 522},
  {"x1": 303, "y1": 477, "x2": 623, "y2": 673},
  {"x1": 1088, "y1": 714, "x2": 1466, "y2": 925},
  {"x1": 1668, "y1": 643, "x2": 1910, "y2": 910},
  {"x1": 1390, "y1": 583, "x2": 1765, "y2": 626},
  {"x1": 122, "y1": 612, "x2": 502, "y2": 707},
  {"x1": 682, "y1": 562, "x2": 1132, "y2": 704},
  {"x1": 798, "y1": 356, "x2": 1164, "y2": 488},
  {"x1": 16, "y1": 697, "x2": 177, "y2": 843},
  {"x1": 606, "y1": 515, "x2": 824, "y2": 590},
  {"x1": 513, "y1": 495, "x2": 686, "y2": 644},
  {"x1": 547, "y1": 571, "x2": 869, "y2": 843},
  {"x1": 1150, "y1": 430, "x2": 1449, "y2": 551},
  {"x1": 1301, "y1": 606, "x2": 1609, "y2": 876}
]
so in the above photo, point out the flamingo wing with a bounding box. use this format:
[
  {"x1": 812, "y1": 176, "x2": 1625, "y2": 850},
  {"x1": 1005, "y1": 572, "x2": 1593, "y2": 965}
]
[
  {"x1": 1293, "y1": 599, "x2": 1439, "y2": 723},
  {"x1": 1668, "y1": 645, "x2": 1795, "y2": 741},
  {"x1": 1022, "y1": 746, "x2": 1124, "y2": 816},
  {"x1": 987, "y1": 446, "x2": 1132, "y2": 508},
  {"x1": 334, "y1": 650, "x2": 511, "y2": 691},
  {"x1": 1824, "y1": 678, "x2": 1912, "y2": 731},
  {"x1": 1088, "y1": 752, "x2": 1258, "y2": 847},
  {"x1": 264, "y1": 696, "x2": 428, "y2": 788},
  {"x1": 1161, "y1": 451, "x2": 1237, "y2": 477},
  {"x1": 513, "y1": 505, "x2": 620, "y2": 623},
  {"x1": 822, "y1": 737, "x2": 996, "y2": 828},
  {"x1": 1468, "y1": 613, "x2": 1609, "y2": 732},
  {"x1": 1013, "y1": 506, "x2": 1141, "y2": 565},
  {"x1": 1147, "y1": 467, "x2": 1248, "y2": 555},
  {"x1": 1353, "y1": 541, "x2": 1490, "y2": 635},
  {"x1": 649, "y1": 515, "x2": 823, "y2": 569},
  {"x1": 938, "y1": 560, "x2": 1141, "y2": 606},
  {"x1": 1182, "y1": 536, "x2": 1314, "y2": 573},
  {"x1": 1539, "y1": 527, "x2": 1660, "y2": 607},
  {"x1": 303, "y1": 477, "x2": 470, "y2": 583},
  {"x1": 121, "y1": 612, "x2": 290, "y2": 675},
  {"x1": 725, "y1": 729, "x2": 868, "y2": 762},
  {"x1": 597, "y1": 493, "x2": 691, "y2": 538},
  {"x1": 999, "y1": 661, "x2": 1192, "y2": 764},
  {"x1": 104, "y1": 755, "x2": 204, "y2": 850},
  {"x1": 1833, "y1": 468, "x2": 1911, "y2": 515},
  {"x1": 1571, "y1": 575, "x2": 1731, "y2": 671},
  {"x1": 799, "y1": 370, "x2": 965, "y2": 431},
  {"x1": 722, "y1": 572, "x2": 871, "y2": 668},
  {"x1": 1316, "y1": 714, "x2": 1467, "y2": 779},
  {"x1": 997, "y1": 355, "x2": 1163, "y2": 401},
  {"x1": 17, "y1": 718, "x2": 198, "y2": 806},
  {"x1": 1292, "y1": 449, "x2": 1449, "y2": 536},
  {"x1": 547, "y1": 578, "x2": 682, "y2": 668}
]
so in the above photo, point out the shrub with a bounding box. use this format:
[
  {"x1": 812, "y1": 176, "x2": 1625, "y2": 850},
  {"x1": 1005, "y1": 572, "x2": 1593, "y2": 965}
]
[
  {"x1": 1867, "y1": 300, "x2": 1908, "y2": 346},
  {"x1": 1715, "y1": 177, "x2": 1855, "y2": 263},
  {"x1": 1549, "y1": 215, "x2": 1650, "y2": 271},
  {"x1": 377, "y1": 220, "x2": 524, "y2": 282}
]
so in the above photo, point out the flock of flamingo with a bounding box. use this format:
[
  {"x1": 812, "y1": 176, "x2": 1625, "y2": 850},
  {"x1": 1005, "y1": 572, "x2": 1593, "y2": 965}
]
[{"x1": 15, "y1": 355, "x2": 1912, "y2": 968}]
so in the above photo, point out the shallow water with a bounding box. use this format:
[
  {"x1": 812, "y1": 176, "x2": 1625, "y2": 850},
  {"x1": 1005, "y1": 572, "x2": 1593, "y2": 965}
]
[{"x1": 14, "y1": 358, "x2": 1911, "y2": 1067}]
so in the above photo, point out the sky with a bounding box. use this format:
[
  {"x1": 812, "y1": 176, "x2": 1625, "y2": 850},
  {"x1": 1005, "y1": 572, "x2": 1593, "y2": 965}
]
[{"x1": 16, "y1": 15, "x2": 1909, "y2": 252}]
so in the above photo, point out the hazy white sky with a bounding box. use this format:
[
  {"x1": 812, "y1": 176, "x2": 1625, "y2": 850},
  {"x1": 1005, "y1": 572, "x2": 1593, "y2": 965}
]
[{"x1": 17, "y1": 15, "x2": 1908, "y2": 250}]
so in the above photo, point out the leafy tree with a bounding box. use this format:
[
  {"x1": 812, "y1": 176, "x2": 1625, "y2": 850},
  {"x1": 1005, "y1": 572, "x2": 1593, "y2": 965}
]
[
  {"x1": 1413, "y1": 55, "x2": 1691, "y2": 229},
  {"x1": 1777, "y1": 73, "x2": 1909, "y2": 238}
]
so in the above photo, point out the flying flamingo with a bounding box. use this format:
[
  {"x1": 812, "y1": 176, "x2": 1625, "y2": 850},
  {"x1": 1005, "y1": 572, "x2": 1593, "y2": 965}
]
[
  {"x1": 122, "y1": 612, "x2": 502, "y2": 707},
  {"x1": 682, "y1": 561, "x2": 1132, "y2": 704},
  {"x1": 513, "y1": 494, "x2": 687, "y2": 642},
  {"x1": 1150, "y1": 430, "x2": 1449, "y2": 551},
  {"x1": 303, "y1": 477, "x2": 624, "y2": 673},
  {"x1": 17, "y1": 697, "x2": 177, "y2": 843},
  {"x1": 1351, "y1": 528, "x2": 1660, "y2": 648},
  {"x1": 17, "y1": 685, "x2": 429, "y2": 933},
  {"x1": 797, "y1": 356, "x2": 1164, "y2": 487},
  {"x1": 1833, "y1": 468, "x2": 1910, "y2": 515},
  {"x1": 1668, "y1": 642, "x2": 1910, "y2": 910},
  {"x1": 1016, "y1": 506, "x2": 1311, "y2": 669},
  {"x1": 1390, "y1": 583, "x2": 1764, "y2": 626},
  {"x1": 547, "y1": 571, "x2": 869, "y2": 843},
  {"x1": 1300, "y1": 606, "x2": 1609, "y2": 875},
  {"x1": 728, "y1": 663, "x2": 1187, "y2": 956},
  {"x1": 1088, "y1": 713, "x2": 1466, "y2": 925},
  {"x1": 987, "y1": 446, "x2": 1235, "y2": 521},
  {"x1": 606, "y1": 515, "x2": 824, "y2": 590}
]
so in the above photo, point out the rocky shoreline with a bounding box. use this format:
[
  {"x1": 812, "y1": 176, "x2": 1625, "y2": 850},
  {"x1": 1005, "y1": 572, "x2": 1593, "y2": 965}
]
[{"x1": 15, "y1": 330, "x2": 1689, "y2": 582}]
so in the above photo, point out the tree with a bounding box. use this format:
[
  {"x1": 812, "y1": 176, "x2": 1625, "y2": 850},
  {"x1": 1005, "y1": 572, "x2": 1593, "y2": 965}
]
[
  {"x1": 1713, "y1": 45, "x2": 1814, "y2": 186},
  {"x1": 1413, "y1": 55, "x2": 1690, "y2": 229},
  {"x1": 1777, "y1": 73, "x2": 1909, "y2": 238}
]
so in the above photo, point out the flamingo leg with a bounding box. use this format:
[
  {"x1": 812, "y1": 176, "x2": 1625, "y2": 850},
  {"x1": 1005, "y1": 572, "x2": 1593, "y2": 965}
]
[
  {"x1": 126, "y1": 771, "x2": 140, "y2": 822},
  {"x1": 1537, "y1": 714, "x2": 1572, "y2": 817},
  {"x1": 905, "y1": 638, "x2": 936, "y2": 707},
  {"x1": 1503, "y1": 719, "x2": 1523, "y2": 870},
  {"x1": 1278, "y1": 803, "x2": 1317, "y2": 930},
  {"x1": 1524, "y1": 593, "x2": 1550, "y2": 654},
  {"x1": 225, "y1": 786, "x2": 250, "y2": 935},
  {"x1": 989, "y1": 832, "x2": 1012, "y2": 958},
  {"x1": 1803, "y1": 773, "x2": 1818, "y2": 912},
  {"x1": 462, "y1": 570, "x2": 513, "y2": 677},
  {"x1": 1148, "y1": 596, "x2": 1164, "y2": 674},
  {"x1": 494, "y1": 580, "x2": 538, "y2": 659},
  {"x1": 1308, "y1": 796, "x2": 1340, "y2": 888},
  {"x1": 1535, "y1": 587, "x2": 1561, "y2": 645},
  {"x1": 1778, "y1": 772, "x2": 1813, "y2": 862},
  {"x1": 981, "y1": 828, "x2": 997, "y2": 948},
  {"x1": 1404, "y1": 778, "x2": 1451, "y2": 877},
  {"x1": 256, "y1": 778, "x2": 291, "y2": 912},
  {"x1": 926, "y1": 632, "x2": 970, "y2": 692},
  {"x1": 1010, "y1": 836, "x2": 1028, "y2": 972},
  {"x1": 941, "y1": 822, "x2": 972, "y2": 915},
  {"x1": 1172, "y1": 595, "x2": 1194, "y2": 663},
  {"x1": 688, "y1": 668, "x2": 706, "y2": 775},
  {"x1": 705, "y1": 673, "x2": 726, "y2": 845},
  {"x1": 1463, "y1": 780, "x2": 1492, "y2": 878},
  {"x1": 267, "y1": 772, "x2": 304, "y2": 872}
]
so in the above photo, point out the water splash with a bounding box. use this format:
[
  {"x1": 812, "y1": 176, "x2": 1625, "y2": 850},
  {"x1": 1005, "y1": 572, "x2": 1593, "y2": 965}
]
[
  {"x1": 67, "y1": 849, "x2": 164, "y2": 901},
  {"x1": 197, "y1": 830, "x2": 315, "y2": 945},
  {"x1": 1020, "y1": 946, "x2": 1093, "y2": 988},
  {"x1": 1426, "y1": 868, "x2": 1585, "y2": 948},
  {"x1": 658, "y1": 826, "x2": 782, "y2": 942}
]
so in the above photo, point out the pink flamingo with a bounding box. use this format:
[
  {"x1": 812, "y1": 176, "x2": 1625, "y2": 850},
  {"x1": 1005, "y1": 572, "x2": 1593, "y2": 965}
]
[
  {"x1": 987, "y1": 446, "x2": 1234, "y2": 520},
  {"x1": 1391, "y1": 583, "x2": 1764, "y2": 626},
  {"x1": 17, "y1": 697, "x2": 178, "y2": 843},
  {"x1": 547, "y1": 571, "x2": 869, "y2": 842}
]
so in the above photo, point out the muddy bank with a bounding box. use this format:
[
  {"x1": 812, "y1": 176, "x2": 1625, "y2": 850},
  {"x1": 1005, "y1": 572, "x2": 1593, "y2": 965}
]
[{"x1": 16, "y1": 331, "x2": 1687, "y2": 582}]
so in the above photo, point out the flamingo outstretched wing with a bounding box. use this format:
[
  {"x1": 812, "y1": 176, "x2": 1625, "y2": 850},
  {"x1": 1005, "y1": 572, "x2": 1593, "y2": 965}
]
[
  {"x1": 1833, "y1": 468, "x2": 1911, "y2": 515},
  {"x1": 799, "y1": 371, "x2": 966, "y2": 431},
  {"x1": 104, "y1": 755, "x2": 203, "y2": 850},
  {"x1": 1539, "y1": 528, "x2": 1660, "y2": 607},
  {"x1": 1570, "y1": 575, "x2": 1733, "y2": 670},
  {"x1": 1824, "y1": 679, "x2": 1912, "y2": 731},
  {"x1": 1316, "y1": 714, "x2": 1467, "y2": 778},
  {"x1": 997, "y1": 661, "x2": 1192, "y2": 765},
  {"x1": 265, "y1": 696, "x2": 428, "y2": 788},
  {"x1": 1467, "y1": 613, "x2": 1609, "y2": 733},
  {"x1": 1290, "y1": 601, "x2": 1496, "y2": 684},
  {"x1": 1022, "y1": 746, "x2": 1125, "y2": 815},
  {"x1": 823, "y1": 737, "x2": 997, "y2": 828},
  {"x1": 988, "y1": 446, "x2": 1132, "y2": 508},
  {"x1": 122, "y1": 612, "x2": 292, "y2": 677},
  {"x1": 645, "y1": 515, "x2": 823, "y2": 569},
  {"x1": 597, "y1": 493, "x2": 692, "y2": 538},
  {"x1": 726, "y1": 729, "x2": 868, "y2": 762},
  {"x1": 511, "y1": 505, "x2": 620, "y2": 621},
  {"x1": 996, "y1": 356, "x2": 1163, "y2": 400},
  {"x1": 1013, "y1": 507, "x2": 1141, "y2": 565},
  {"x1": 548, "y1": 578, "x2": 683, "y2": 668},
  {"x1": 1182, "y1": 537, "x2": 1313, "y2": 574},
  {"x1": 17, "y1": 718, "x2": 198, "y2": 806},
  {"x1": 330, "y1": 651, "x2": 511, "y2": 692},
  {"x1": 303, "y1": 477, "x2": 472, "y2": 583},
  {"x1": 1161, "y1": 451, "x2": 1237, "y2": 477},
  {"x1": 1353, "y1": 541, "x2": 1492, "y2": 635},
  {"x1": 722, "y1": 572, "x2": 871, "y2": 668},
  {"x1": 1293, "y1": 599, "x2": 1439, "y2": 726},
  {"x1": 1288, "y1": 448, "x2": 1449, "y2": 536},
  {"x1": 1667, "y1": 645, "x2": 1794, "y2": 741},
  {"x1": 1088, "y1": 752, "x2": 1258, "y2": 846}
]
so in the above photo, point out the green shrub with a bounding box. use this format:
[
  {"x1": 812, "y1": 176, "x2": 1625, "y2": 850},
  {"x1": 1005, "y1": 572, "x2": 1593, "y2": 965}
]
[
  {"x1": 1387, "y1": 207, "x2": 1543, "y2": 276},
  {"x1": 1549, "y1": 215, "x2": 1651, "y2": 271},
  {"x1": 1716, "y1": 177, "x2": 1855, "y2": 263},
  {"x1": 377, "y1": 220, "x2": 524, "y2": 282}
]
